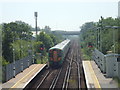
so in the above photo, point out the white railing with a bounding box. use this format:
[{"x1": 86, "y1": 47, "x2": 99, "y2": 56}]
[{"x1": 92, "y1": 49, "x2": 120, "y2": 79}]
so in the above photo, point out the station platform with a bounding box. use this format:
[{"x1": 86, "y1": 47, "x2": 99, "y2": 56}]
[
  {"x1": 2, "y1": 64, "x2": 46, "y2": 89},
  {"x1": 2, "y1": 60, "x2": 118, "y2": 89},
  {"x1": 83, "y1": 60, "x2": 118, "y2": 89}
]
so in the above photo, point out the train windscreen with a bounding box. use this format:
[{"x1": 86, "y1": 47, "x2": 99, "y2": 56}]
[{"x1": 49, "y1": 49, "x2": 62, "y2": 61}]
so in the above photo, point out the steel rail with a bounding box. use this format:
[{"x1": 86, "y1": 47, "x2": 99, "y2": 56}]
[
  {"x1": 65, "y1": 64, "x2": 71, "y2": 89},
  {"x1": 36, "y1": 70, "x2": 50, "y2": 90},
  {"x1": 62, "y1": 48, "x2": 73, "y2": 90},
  {"x1": 62, "y1": 65, "x2": 69, "y2": 90},
  {"x1": 62, "y1": 44, "x2": 75, "y2": 90},
  {"x1": 77, "y1": 47, "x2": 81, "y2": 89},
  {"x1": 49, "y1": 68, "x2": 62, "y2": 90}
]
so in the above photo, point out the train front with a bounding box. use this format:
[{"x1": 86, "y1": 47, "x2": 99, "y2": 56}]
[{"x1": 48, "y1": 49, "x2": 63, "y2": 68}]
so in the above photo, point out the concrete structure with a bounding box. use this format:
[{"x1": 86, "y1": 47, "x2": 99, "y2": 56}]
[
  {"x1": 90, "y1": 60, "x2": 118, "y2": 88},
  {"x1": 2, "y1": 64, "x2": 46, "y2": 88},
  {"x1": 116, "y1": 57, "x2": 120, "y2": 79},
  {"x1": 83, "y1": 60, "x2": 118, "y2": 88},
  {"x1": 93, "y1": 49, "x2": 120, "y2": 80},
  {"x1": 105, "y1": 54, "x2": 117, "y2": 78},
  {"x1": 83, "y1": 61, "x2": 101, "y2": 88},
  {"x1": 92, "y1": 49, "x2": 106, "y2": 73}
]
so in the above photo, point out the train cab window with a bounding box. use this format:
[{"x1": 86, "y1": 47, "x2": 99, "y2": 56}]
[{"x1": 53, "y1": 51, "x2": 57, "y2": 55}]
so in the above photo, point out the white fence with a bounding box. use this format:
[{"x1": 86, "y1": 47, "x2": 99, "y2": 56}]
[{"x1": 92, "y1": 49, "x2": 120, "y2": 79}]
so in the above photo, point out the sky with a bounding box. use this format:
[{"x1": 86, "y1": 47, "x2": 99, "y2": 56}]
[{"x1": 1, "y1": 0, "x2": 119, "y2": 31}]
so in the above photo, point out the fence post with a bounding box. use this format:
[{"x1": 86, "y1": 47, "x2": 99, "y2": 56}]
[
  {"x1": 28, "y1": 56, "x2": 30, "y2": 67},
  {"x1": 2, "y1": 66, "x2": 6, "y2": 83},
  {"x1": 20, "y1": 59, "x2": 23, "y2": 72}
]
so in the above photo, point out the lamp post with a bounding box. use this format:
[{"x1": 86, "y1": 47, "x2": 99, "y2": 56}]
[
  {"x1": 28, "y1": 44, "x2": 30, "y2": 67},
  {"x1": 112, "y1": 26, "x2": 119, "y2": 55},
  {"x1": 27, "y1": 32, "x2": 30, "y2": 67},
  {"x1": 96, "y1": 27, "x2": 98, "y2": 49},
  {"x1": 12, "y1": 32, "x2": 16, "y2": 78},
  {"x1": 21, "y1": 44, "x2": 23, "y2": 72},
  {"x1": 94, "y1": 27, "x2": 97, "y2": 49},
  {"x1": 13, "y1": 47, "x2": 15, "y2": 78},
  {"x1": 97, "y1": 27, "x2": 101, "y2": 51},
  {"x1": 105, "y1": 26, "x2": 120, "y2": 55},
  {"x1": 20, "y1": 32, "x2": 24, "y2": 72},
  {"x1": 98, "y1": 16, "x2": 103, "y2": 52}
]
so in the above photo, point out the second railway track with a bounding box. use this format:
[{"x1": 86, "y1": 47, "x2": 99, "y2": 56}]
[{"x1": 24, "y1": 40, "x2": 87, "y2": 89}]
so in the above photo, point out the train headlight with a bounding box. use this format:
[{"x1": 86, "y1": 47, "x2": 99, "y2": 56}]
[{"x1": 58, "y1": 57, "x2": 61, "y2": 61}]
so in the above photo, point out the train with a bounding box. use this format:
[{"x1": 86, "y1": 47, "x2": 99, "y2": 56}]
[{"x1": 48, "y1": 39, "x2": 71, "y2": 68}]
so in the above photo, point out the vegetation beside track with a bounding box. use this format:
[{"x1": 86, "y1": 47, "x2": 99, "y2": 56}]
[
  {"x1": 80, "y1": 17, "x2": 120, "y2": 55},
  {"x1": 1, "y1": 21, "x2": 63, "y2": 65},
  {"x1": 80, "y1": 48, "x2": 91, "y2": 60}
]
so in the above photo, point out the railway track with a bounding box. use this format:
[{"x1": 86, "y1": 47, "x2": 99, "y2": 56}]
[
  {"x1": 62, "y1": 41, "x2": 81, "y2": 89},
  {"x1": 24, "y1": 40, "x2": 87, "y2": 89},
  {"x1": 36, "y1": 68, "x2": 62, "y2": 89}
]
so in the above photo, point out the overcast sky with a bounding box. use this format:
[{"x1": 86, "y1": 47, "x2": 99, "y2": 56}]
[{"x1": 1, "y1": 0, "x2": 119, "y2": 31}]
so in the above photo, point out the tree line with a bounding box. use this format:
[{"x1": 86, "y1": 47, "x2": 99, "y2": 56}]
[
  {"x1": 1, "y1": 21, "x2": 62, "y2": 66},
  {"x1": 80, "y1": 17, "x2": 120, "y2": 56}
]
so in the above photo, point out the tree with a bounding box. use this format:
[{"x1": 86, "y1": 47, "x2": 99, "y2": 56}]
[
  {"x1": 43, "y1": 26, "x2": 51, "y2": 34},
  {"x1": 2, "y1": 23, "x2": 14, "y2": 63},
  {"x1": 37, "y1": 31, "x2": 54, "y2": 51},
  {"x1": 49, "y1": 34, "x2": 60, "y2": 45},
  {"x1": 2, "y1": 21, "x2": 32, "y2": 63},
  {"x1": 80, "y1": 17, "x2": 120, "y2": 54}
]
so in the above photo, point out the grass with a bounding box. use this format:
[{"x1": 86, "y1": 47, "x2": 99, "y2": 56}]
[
  {"x1": 36, "y1": 55, "x2": 48, "y2": 64},
  {"x1": 81, "y1": 48, "x2": 91, "y2": 60}
]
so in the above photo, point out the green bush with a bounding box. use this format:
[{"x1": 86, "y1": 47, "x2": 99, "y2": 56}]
[{"x1": 1, "y1": 57, "x2": 9, "y2": 66}]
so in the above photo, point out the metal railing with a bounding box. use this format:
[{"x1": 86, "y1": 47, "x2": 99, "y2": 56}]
[
  {"x1": 92, "y1": 48, "x2": 120, "y2": 79},
  {"x1": 2, "y1": 55, "x2": 33, "y2": 82}
]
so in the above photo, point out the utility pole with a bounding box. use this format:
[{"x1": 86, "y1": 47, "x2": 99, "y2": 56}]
[
  {"x1": 34, "y1": 12, "x2": 38, "y2": 40},
  {"x1": 34, "y1": 12, "x2": 38, "y2": 64}
]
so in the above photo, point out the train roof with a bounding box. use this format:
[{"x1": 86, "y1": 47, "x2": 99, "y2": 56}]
[{"x1": 49, "y1": 39, "x2": 70, "y2": 50}]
